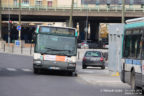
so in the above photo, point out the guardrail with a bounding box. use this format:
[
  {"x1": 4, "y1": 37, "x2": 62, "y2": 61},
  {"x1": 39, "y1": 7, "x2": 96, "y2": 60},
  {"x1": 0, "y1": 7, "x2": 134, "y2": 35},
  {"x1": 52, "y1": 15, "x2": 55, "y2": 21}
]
[
  {"x1": 1, "y1": 4, "x2": 144, "y2": 12},
  {"x1": 0, "y1": 43, "x2": 34, "y2": 56}
]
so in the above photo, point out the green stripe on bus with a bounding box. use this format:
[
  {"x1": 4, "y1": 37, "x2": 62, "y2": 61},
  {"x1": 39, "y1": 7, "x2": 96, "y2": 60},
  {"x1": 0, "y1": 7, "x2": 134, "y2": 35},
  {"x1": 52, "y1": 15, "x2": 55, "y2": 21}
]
[
  {"x1": 75, "y1": 31, "x2": 78, "y2": 37},
  {"x1": 125, "y1": 22, "x2": 144, "y2": 29},
  {"x1": 36, "y1": 27, "x2": 39, "y2": 33}
]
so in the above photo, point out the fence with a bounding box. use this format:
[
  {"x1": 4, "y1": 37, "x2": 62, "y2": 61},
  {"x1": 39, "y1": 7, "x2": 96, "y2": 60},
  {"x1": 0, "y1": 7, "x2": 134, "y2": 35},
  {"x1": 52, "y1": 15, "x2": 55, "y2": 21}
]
[{"x1": 0, "y1": 43, "x2": 34, "y2": 56}]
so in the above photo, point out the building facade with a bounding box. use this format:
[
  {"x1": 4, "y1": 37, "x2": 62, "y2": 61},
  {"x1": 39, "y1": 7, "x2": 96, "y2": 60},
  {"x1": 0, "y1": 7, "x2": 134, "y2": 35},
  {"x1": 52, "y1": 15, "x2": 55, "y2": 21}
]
[
  {"x1": 1, "y1": 0, "x2": 58, "y2": 7},
  {"x1": 1, "y1": 0, "x2": 144, "y2": 10}
]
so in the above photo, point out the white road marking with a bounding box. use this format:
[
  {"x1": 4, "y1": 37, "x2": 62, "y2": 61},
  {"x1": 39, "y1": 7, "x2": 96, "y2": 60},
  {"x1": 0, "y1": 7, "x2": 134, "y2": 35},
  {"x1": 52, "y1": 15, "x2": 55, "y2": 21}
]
[
  {"x1": 78, "y1": 70, "x2": 95, "y2": 73},
  {"x1": 6, "y1": 68, "x2": 17, "y2": 71},
  {"x1": 21, "y1": 68, "x2": 32, "y2": 72}
]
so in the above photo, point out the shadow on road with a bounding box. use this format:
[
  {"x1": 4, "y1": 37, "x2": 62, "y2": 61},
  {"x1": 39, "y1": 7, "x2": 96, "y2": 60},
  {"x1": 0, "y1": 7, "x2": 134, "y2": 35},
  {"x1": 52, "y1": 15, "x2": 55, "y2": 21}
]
[
  {"x1": 0, "y1": 68, "x2": 77, "y2": 77},
  {"x1": 35, "y1": 70, "x2": 77, "y2": 77}
]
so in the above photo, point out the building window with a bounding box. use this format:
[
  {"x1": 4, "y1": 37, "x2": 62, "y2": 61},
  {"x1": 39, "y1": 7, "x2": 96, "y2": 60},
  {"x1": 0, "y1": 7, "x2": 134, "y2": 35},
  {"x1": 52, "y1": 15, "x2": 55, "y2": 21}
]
[
  {"x1": 14, "y1": 0, "x2": 17, "y2": 6},
  {"x1": 48, "y1": 1, "x2": 52, "y2": 7},
  {"x1": 130, "y1": 0, "x2": 134, "y2": 5},
  {"x1": 36, "y1": 0, "x2": 42, "y2": 6},
  {"x1": 141, "y1": 0, "x2": 144, "y2": 8},
  {"x1": 22, "y1": 0, "x2": 29, "y2": 5},
  {"x1": 107, "y1": 0, "x2": 111, "y2": 8},
  {"x1": 96, "y1": 0, "x2": 100, "y2": 5},
  {"x1": 118, "y1": 0, "x2": 122, "y2": 5}
]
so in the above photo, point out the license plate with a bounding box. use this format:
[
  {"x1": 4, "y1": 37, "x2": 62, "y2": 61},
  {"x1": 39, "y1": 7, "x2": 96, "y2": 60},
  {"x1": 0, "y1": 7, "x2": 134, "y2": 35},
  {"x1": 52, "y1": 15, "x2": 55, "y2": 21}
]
[
  {"x1": 91, "y1": 58, "x2": 98, "y2": 61},
  {"x1": 49, "y1": 67, "x2": 60, "y2": 70}
]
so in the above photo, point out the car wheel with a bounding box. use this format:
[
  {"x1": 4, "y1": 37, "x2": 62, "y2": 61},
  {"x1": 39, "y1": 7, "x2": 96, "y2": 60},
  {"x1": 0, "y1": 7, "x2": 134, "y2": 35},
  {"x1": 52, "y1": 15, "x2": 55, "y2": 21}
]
[{"x1": 101, "y1": 66, "x2": 105, "y2": 69}]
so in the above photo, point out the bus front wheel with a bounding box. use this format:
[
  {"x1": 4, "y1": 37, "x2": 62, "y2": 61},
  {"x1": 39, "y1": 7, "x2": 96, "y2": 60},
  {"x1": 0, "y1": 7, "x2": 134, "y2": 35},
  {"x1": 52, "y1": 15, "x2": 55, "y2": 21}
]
[
  {"x1": 131, "y1": 70, "x2": 136, "y2": 90},
  {"x1": 33, "y1": 68, "x2": 40, "y2": 74}
]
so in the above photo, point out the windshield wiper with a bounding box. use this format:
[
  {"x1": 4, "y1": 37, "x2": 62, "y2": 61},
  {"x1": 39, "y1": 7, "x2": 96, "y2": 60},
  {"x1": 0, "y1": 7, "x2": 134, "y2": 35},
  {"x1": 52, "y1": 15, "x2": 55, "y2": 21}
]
[{"x1": 45, "y1": 47, "x2": 72, "y2": 52}]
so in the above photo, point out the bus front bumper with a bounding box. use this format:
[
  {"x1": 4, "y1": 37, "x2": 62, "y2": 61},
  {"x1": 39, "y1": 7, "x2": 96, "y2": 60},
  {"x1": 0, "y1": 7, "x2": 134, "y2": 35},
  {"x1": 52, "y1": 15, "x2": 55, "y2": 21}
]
[{"x1": 33, "y1": 60, "x2": 76, "y2": 72}]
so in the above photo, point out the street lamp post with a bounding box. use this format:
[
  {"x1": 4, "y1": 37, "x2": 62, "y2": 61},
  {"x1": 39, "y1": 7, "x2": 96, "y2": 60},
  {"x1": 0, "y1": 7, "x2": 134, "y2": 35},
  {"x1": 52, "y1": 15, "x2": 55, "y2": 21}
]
[
  {"x1": 8, "y1": 0, "x2": 11, "y2": 46},
  {"x1": 122, "y1": 0, "x2": 125, "y2": 23},
  {"x1": 0, "y1": 0, "x2": 2, "y2": 40},
  {"x1": 19, "y1": 0, "x2": 21, "y2": 40},
  {"x1": 69, "y1": 0, "x2": 74, "y2": 27},
  {"x1": 85, "y1": 4, "x2": 88, "y2": 41}
]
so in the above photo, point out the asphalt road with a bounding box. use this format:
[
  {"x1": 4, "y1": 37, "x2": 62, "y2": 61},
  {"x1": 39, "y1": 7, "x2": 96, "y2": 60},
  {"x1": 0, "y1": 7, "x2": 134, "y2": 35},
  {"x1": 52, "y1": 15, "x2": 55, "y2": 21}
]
[{"x1": 0, "y1": 53, "x2": 142, "y2": 96}]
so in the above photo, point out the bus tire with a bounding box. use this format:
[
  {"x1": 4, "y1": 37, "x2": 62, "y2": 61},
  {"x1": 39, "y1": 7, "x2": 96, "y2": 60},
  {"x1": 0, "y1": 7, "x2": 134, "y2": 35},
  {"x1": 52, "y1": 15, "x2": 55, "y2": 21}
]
[
  {"x1": 120, "y1": 70, "x2": 125, "y2": 83},
  {"x1": 131, "y1": 70, "x2": 136, "y2": 90},
  {"x1": 34, "y1": 68, "x2": 40, "y2": 74}
]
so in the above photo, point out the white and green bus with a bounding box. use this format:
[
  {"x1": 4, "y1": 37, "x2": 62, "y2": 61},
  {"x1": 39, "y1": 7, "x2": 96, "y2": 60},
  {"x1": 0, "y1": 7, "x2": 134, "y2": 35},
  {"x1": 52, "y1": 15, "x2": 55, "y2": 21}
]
[
  {"x1": 121, "y1": 17, "x2": 144, "y2": 91},
  {"x1": 33, "y1": 25, "x2": 77, "y2": 75}
]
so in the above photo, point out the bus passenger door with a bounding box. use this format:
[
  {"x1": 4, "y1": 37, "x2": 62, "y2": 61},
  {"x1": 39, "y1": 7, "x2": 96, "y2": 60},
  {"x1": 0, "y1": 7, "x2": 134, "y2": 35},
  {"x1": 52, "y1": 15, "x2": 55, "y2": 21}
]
[
  {"x1": 142, "y1": 40, "x2": 144, "y2": 86},
  {"x1": 142, "y1": 60, "x2": 144, "y2": 86}
]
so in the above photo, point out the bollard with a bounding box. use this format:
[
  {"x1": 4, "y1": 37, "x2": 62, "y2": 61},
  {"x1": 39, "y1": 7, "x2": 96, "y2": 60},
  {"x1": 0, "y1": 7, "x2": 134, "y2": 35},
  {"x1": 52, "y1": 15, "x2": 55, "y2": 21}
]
[
  {"x1": 78, "y1": 51, "x2": 80, "y2": 60},
  {"x1": 4, "y1": 44, "x2": 5, "y2": 52},
  {"x1": 12, "y1": 45, "x2": 14, "y2": 53},
  {"x1": 30, "y1": 43, "x2": 32, "y2": 55},
  {"x1": 21, "y1": 45, "x2": 23, "y2": 54}
]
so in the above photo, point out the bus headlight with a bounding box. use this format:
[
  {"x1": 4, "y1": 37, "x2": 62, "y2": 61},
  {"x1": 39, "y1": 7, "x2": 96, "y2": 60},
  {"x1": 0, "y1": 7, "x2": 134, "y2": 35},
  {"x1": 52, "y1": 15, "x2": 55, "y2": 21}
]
[
  {"x1": 33, "y1": 60, "x2": 41, "y2": 64},
  {"x1": 66, "y1": 57, "x2": 76, "y2": 63},
  {"x1": 34, "y1": 53, "x2": 41, "y2": 59},
  {"x1": 70, "y1": 57, "x2": 76, "y2": 63}
]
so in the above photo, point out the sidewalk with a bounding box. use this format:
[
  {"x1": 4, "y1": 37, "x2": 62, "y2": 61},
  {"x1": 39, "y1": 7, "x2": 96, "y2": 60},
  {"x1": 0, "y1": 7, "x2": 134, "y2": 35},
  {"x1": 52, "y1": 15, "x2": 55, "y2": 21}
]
[{"x1": 78, "y1": 69, "x2": 129, "y2": 87}]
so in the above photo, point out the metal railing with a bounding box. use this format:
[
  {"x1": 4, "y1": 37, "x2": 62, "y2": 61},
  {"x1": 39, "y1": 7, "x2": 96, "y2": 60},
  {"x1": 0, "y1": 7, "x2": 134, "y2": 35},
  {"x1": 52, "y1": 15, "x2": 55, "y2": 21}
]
[
  {"x1": 0, "y1": 43, "x2": 34, "y2": 56},
  {"x1": 1, "y1": 4, "x2": 144, "y2": 12}
]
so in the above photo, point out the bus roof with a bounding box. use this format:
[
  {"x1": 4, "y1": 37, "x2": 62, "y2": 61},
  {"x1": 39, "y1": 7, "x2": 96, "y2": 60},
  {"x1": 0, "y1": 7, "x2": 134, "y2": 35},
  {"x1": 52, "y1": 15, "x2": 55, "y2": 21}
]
[
  {"x1": 37, "y1": 25, "x2": 76, "y2": 30},
  {"x1": 125, "y1": 22, "x2": 144, "y2": 30},
  {"x1": 126, "y1": 17, "x2": 144, "y2": 24}
]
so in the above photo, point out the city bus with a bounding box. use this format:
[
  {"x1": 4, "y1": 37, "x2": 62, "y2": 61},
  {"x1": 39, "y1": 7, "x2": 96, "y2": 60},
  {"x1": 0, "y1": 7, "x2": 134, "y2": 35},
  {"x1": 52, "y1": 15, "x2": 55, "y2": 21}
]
[
  {"x1": 33, "y1": 25, "x2": 77, "y2": 75},
  {"x1": 121, "y1": 17, "x2": 144, "y2": 92}
]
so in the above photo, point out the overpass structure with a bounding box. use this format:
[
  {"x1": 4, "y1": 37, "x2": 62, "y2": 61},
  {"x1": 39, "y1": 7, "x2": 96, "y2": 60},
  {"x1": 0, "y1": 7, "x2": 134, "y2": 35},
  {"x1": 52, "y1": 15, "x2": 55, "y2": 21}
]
[{"x1": 1, "y1": 5, "x2": 144, "y2": 41}]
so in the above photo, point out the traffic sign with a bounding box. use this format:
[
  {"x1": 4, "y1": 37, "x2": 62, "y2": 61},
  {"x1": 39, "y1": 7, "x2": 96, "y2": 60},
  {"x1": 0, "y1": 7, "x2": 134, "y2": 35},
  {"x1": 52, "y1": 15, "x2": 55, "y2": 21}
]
[
  {"x1": 15, "y1": 40, "x2": 20, "y2": 46},
  {"x1": 17, "y1": 26, "x2": 21, "y2": 31}
]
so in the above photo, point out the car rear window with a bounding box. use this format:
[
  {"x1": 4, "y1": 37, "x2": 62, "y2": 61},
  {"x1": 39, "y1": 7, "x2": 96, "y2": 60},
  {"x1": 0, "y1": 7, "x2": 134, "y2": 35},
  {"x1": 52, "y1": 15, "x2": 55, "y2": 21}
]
[{"x1": 85, "y1": 51, "x2": 101, "y2": 57}]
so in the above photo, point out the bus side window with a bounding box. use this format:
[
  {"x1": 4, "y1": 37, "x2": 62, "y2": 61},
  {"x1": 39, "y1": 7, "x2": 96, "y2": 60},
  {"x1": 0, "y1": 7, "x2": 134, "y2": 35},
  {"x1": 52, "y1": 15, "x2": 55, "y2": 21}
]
[
  {"x1": 123, "y1": 36, "x2": 131, "y2": 58},
  {"x1": 136, "y1": 35, "x2": 142, "y2": 59},
  {"x1": 130, "y1": 35, "x2": 137, "y2": 57},
  {"x1": 141, "y1": 41, "x2": 144, "y2": 59}
]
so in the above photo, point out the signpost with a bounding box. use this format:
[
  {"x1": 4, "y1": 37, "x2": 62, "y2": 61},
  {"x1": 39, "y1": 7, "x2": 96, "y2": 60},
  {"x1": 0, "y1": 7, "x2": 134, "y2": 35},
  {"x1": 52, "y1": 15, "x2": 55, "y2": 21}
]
[
  {"x1": 17, "y1": 25, "x2": 21, "y2": 31},
  {"x1": 15, "y1": 40, "x2": 20, "y2": 46},
  {"x1": 16, "y1": 26, "x2": 21, "y2": 47}
]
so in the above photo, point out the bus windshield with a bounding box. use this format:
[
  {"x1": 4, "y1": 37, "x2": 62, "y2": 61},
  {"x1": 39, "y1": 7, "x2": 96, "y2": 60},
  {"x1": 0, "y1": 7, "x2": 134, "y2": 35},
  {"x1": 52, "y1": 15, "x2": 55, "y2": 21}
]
[{"x1": 35, "y1": 34, "x2": 77, "y2": 56}]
